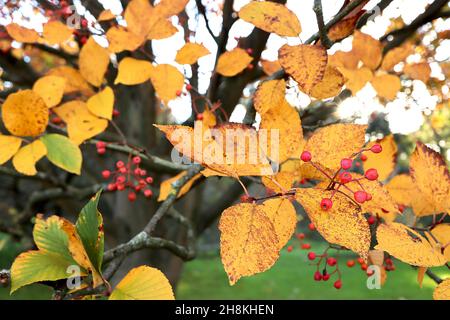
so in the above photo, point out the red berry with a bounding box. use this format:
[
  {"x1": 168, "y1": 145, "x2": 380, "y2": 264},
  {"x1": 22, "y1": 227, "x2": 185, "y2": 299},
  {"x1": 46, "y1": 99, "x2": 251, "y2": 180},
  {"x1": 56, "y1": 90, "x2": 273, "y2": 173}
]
[
  {"x1": 301, "y1": 243, "x2": 311, "y2": 250},
  {"x1": 327, "y1": 257, "x2": 337, "y2": 267},
  {"x1": 132, "y1": 156, "x2": 141, "y2": 164},
  {"x1": 96, "y1": 141, "x2": 106, "y2": 149},
  {"x1": 139, "y1": 179, "x2": 146, "y2": 186},
  {"x1": 176, "y1": 90, "x2": 182, "y2": 96},
  {"x1": 398, "y1": 204, "x2": 405, "y2": 213},
  {"x1": 287, "y1": 245, "x2": 293, "y2": 253},
  {"x1": 119, "y1": 167, "x2": 127, "y2": 174},
  {"x1": 80, "y1": 36, "x2": 88, "y2": 45},
  {"x1": 144, "y1": 189, "x2": 153, "y2": 198},
  {"x1": 357, "y1": 257, "x2": 364, "y2": 265},
  {"x1": 97, "y1": 147, "x2": 106, "y2": 155},
  {"x1": 116, "y1": 161, "x2": 125, "y2": 168},
  {"x1": 196, "y1": 113, "x2": 204, "y2": 121},
  {"x1": 366, "y1": 269, "x2": 375, "y2": 276},
  {"x1": 341, "y1": 158, "x2": 353, "y2": 170},
  {"x1": 300, "y1": 178, "x2": 306, "y2": 185},
  {"x1": 385, "y1": 258, "x2": 393, "y2": 265},
  {"x1": 240, "y1": 195, "x2": 250, "y2": 203},
  {"x1": 301, "y1": 151, "x2": 312, "y2": 162},
  {"x1": 297, "y1": 233, "x2": 305, "y2": 240},
  {"x1": 102, "y1": 170, "x2": 111, "y2": 179},
  {"x1": 346, "y1": 260, "x2": 355, "y2": 268},
  {"x1": 81, "y1": 19, "x2": 88, "y2": 28},
  {"x1": 116, "y1": 176, "x2": 126, "y2": 184},
  {"x1": 365, "y1": 193, "x2": 372, "y2": 201},
  {"x1": 320, "y1": 198, "x2": 333, "y2": 211},
  {"x1": 128, "y1": 192, "x2": 137, "y2": 202},
  {"x1": 107, "y1": 183, "x2": 117, "y2": 191},
  {"x1": 365, "y1": 168, "x2": 378, "y2": 181},
  {"x1": 361, "y1": 263, "x2": 368, "y2": 271},
  {"x1": 308, "y1": 223, "x2": 315, "y2": 231},
  {"x1": 113, "y1": 109, "x2": 120, "y2": 117},
  {"x1": 117, "y1": 184, "x2": 125, "y2": 191},
  {"x1": 361, "y1": 153, "x2": 368, "y2": 161},
  {"x1": 314, "y1": 271, "x2": 322, "y2": 281},
  {"x1": 370, "y1": 144, "x2": 382, "y2": 153},
  {"x1": 246, "y1": 48, "x2": 253, "y2": 55},
  {"x1": 367, "y1": 215, "x2": 376, "y2": 225},
  {"x1": 339, "y1": 172, "x2": 353, "y2": 184},
  {"x1": 60, "y1": 0, "x2": 68, "y2": 7},
  {"x1": 51, "y1": 116, "x2": 63, "y2": 124},
  {"x1": 307, "y1": 252, "x2": 316, "y2": 260},
  {"x1": 135, "y1": 185, "x2": 142, "y2": 192},
  {"x1": 247, "y1": 63, "x2": 254, "y2": 70},
  {"x1": 186, "y1": 84, "x2": 193, "y2": 91},
  {"x1": 322, "y1": 273, "x2": 330, "y2": 281},
  {"x1": 333, "y1": 280, "x2": 342, "y2": 289},
  {"x1": 134, "y1": 168, "x2": 142, "y2": 176},
  {"x1": 145, "y1": 177, "x2": 154, "y2": 184},
  {"x1": 355, "y1": 162, "x2": 361, "y2": 167},
  {"x1": 354, "y1": 191, "x2": 367, "y2": 203},
  {"x1": 140, "y1": 169, "x2": 147, "y2": 176}
]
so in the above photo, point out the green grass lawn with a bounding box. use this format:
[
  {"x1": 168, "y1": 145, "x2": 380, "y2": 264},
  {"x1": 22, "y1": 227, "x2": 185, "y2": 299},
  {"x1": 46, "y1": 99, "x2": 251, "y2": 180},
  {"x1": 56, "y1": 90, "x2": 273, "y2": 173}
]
[{"x1": 177, "y1": 246, "x2": 449, "y2": 300}]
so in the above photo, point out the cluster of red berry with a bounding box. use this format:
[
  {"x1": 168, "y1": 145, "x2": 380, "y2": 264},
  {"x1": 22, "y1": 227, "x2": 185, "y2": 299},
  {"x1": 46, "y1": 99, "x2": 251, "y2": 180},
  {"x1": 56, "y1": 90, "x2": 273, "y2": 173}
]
[
  {"x1": 300, "y1": 143, "x2": 383, "y2": 211},
  {"x1": 176, "y1": 83, "x2": 193, "y2": 97},
  {"x1": 286, "y1": 223, "x2": 315, "y2": 253},
  {"x1": 307, "y1": 250, "x2": 342, "y2": 289},
  {"x1": 102, "y1": 156, "x2": 154, "y2": 202}
]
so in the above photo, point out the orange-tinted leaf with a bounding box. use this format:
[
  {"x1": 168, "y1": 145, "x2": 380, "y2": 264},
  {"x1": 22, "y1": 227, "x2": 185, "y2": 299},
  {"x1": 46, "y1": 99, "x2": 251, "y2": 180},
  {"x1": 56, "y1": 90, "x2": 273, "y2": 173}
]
[
  {"x1": 79, "y1": 37, "x2": 110, "y2": 87},
  {"x1": 329, "y1": 51, "x2": 359, "y2": 70},
  {"x1": 261, "y1": 59, "x2": 282, "y2": 76},
  {"x1": 157, "y1": 171, "x2": 202, "y2": 201},
  {"x1": 326, "y1": 14, "x2": 360, "y2": 42},
  {"x1": 417, "y1": 266, "x2": 427, "y2": 288},
  {"x1": 106, "y1": 26, "x2": 144, "y2": 53},
  {"x1": 47, "y1": 66, "x2": 94, "y2": 96},
  {"x1": 340, "y1": 66, "x2": 373, "y2": 94},
  {"x1": 1, "y1": 90, "x2": 48, "y2": 137},
  {"x1": 352, "y1": 31, "x2": 382, "y2": 70},
  {"x1": 32, "y1": 75, "x2": 66, "y2": 108},
  {"x1": 433, "y1": 279, "x2": 450, "y2": 300},
  {"x1": 279, "y1": 44, "x2": 327, "y2": 93},
  {"x1": 381, "y1": 44, "x2": 412, "y2": 71},
  {"x1": 431, "y1": 224, "x2": 450, "y2": 262},
  {"x1": 404, "y1": 62, "x2": 431, "y2": 83},
  {"x1": 42, "y1": 21, "x2": 73, "y2": 45},
  {"x1": 254, "y1": 79, "x2": 286, "y2": 115},
  {"x1": 261, "y1": 198, "x2": 297, "y2": 249},
  {"x1": 371, "y1": 74, "x2": 401, "y2": 100},
  {"x1": 296, "y1": 188, "x2": 370, "y2": 260},
  {"x1": 149, "y1": 64, "x2": 184, "y2": 104},
  {"x1": 310, "y1": 66, "x2": 345, "y2": 99},
  {"x1": 98, "y1": 10, "x2": 116, "y2": 21},
  {"x1": 6, "y1": 23, "x2": 39, "y2": 43}
]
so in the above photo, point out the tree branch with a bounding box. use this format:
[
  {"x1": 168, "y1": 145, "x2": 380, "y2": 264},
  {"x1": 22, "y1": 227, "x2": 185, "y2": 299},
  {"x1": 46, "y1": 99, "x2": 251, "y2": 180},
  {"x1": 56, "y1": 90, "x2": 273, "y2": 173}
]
[
  {"x1": 195, "y1": 0, "x2": 218, "y2": 44},
  {"x1": 313, "y1": 0, "x2": 333, "y2": 49}
]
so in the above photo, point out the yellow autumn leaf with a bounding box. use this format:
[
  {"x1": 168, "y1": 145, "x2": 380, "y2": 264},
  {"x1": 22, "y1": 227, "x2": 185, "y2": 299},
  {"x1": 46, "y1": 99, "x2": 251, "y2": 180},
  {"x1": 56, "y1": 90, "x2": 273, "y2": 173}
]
[
  {"x1": 98, "y1": 9, "x2": 116, "y2": 21},
  {"x1": 254, "y1": 79, "x2": 286, "y2": 115},
  {"x1": 79, "y1": 37, "x2": 110, "y2": 87},
  {"x1": 0, "y1": 135, "x2": 22, "y2": 165},
  {"x1": 238, "y1": 1, "x2": 301, "y2": 37},
  {"x1": 216, "y1": 48, "x2": 253, "y2": 77},
  {"x1": 363, "y1": 135, "x2": 398, "y2": 181},
  {"x1": 417, "y1": 266, "x2": 427, "y2": 288},
  {"x1": 260, "y1": 99, "x2": 303, "y2": 163},
  {"x1": 404, "y1": 62, "x2": 431, "y2": 83},
  {"x1": 115, "y1": 57, "x2": 154, "y2": 85},
  {"x1": 202, "y1": 109, "x2": 217, "y2": 128},
  {"x1": 310, "y1": 66, "x2": 345, "y2": 100},
  {"x1": 376, "y1": 223, "x2": 446, "y2": 267},
  {"x1": 32, "y1": 75, "x2": 66, "y2": 108},
  {"x1": 304, "y1": 123, "x2": 367, "y2": 171},
  {"x1": 109, "y1": 266, "x2": 174, "y2": 300},
  {"x1": 54, "y1": 101, "x2": 108, "y2": 145},
  {"x1": 154, "y1": 0, "x2": 189, "y2": 18},
  {"x1": 1, "y1": 90, "x2": 49, "y2": 137},
  {"x1": 433, "y1": 279, "x2": 450, "y2": 300},
  {"x1": 6, "y1": 23, "x2": 39, "y2": 43},
  {"x1": 87, "y1": 86, "x2": 114, "y2": 120},
  {"x1": 47, "y1": 66, "x2": 94, "y2": 96},
  {"x1": 146, "y1": 19, "x2": 177, "y2": 40},
  {"x1": 12, "y1": 140, "x2": 47, "y2": 176},
  {"x1": 158, "y1": 171, "x2": 202, "y2": 202},
  {"x1": 278, "y1": 44, "x2": 328, "y2": 93},
  {"x1": 42, "y1": 21, "x2": 73, "y2": 45},
  {"x1": 296, "y1": 189, "x2": 371, "y2": 260},
  {"x1": 149, "y1": 64, "x2": 184, "y2": 103},
  {"x1": 339, "y1": 66, "x2": 373, "y2": 95},
  {"x1": 326, "y1": 14, "x2": 360, "y2": 42},
  {"x1": 410, "y1": 141, "x2": 450, "y2": 214},
  {"x1": 219, "y1": 203, "x2": 280, "y2": 285},
  {"x1": 124, "y1": 0, "x2": 154, "y2": 38},
  {"x1": 175, "y1": 43, "x2": 210, "y2": 65},
  {"x1": 386, "y1": 174, "x2": 416, "y2": 207},
  {"x1": 261, "y1": 198, "x2": 297, "y2": 250},
  {"x1": 329, "y1": 51, "x2": 359, "y2": 70},
  {"x1": 262, "y1": 172, "x2": 296, "y2": 193},
  {"x1": 431, "y1": 224, "x2": 450, "y2": 261},
  {"x1": 371, "y1": 74, "x2": 401, "y2": 100},
  {"x1": 381, "y1": 43, "x2": 412, "y2": 71},
  {"x1": 352, "y1": 31, "x2": 382, "y2": 70},
  {"x1": 106, "y1": 26, "x2": 144, "y2": 53}
]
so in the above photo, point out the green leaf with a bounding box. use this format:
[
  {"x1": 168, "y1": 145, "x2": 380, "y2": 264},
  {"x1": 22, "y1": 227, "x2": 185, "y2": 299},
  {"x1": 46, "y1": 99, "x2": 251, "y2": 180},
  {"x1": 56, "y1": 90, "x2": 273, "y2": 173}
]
[
  {"x1": 40, "y1": 134, "x2": 82, "y2": 174},
  {"x1": 75, "y1": 191, "x2": 104, "y2": 273},
  {"x1": 11, "y1": 215, "x2": 82, "y2": 293},
  {"x1": 11, "y1": 251, "x2": 75, "y2": 294}
]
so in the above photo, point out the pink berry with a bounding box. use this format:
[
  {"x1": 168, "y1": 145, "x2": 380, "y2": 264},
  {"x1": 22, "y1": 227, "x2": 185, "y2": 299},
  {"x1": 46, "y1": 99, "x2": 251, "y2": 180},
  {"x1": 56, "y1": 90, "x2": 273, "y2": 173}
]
[
  {"x1": 145, "y1": 177, "x2": 153, "y2": 184},
  {"x1": 320, "y1": 198, "x2": 333, "y2": 211},
  {"x1": 365, "y1": 168, "x2": 378, "y2": 181},
  {"x1": 107, "y1": 183, "x2": 117, "y2": 191},
  {"x1": 301, "y1": 151, "x2": 312, "y2": 162},
  {"x1": 327, "y1": 257, "x2": 337, "y2": 267},
  {"x1": 339, "y1": 172, "x2": 353, "y2": 184},
  {"x1": 144, "y1": 189, "x2": 153, "y2": 198},
  {"x1": 97, "y1": 147, "x2": 106, "y2": 155},
  {"x1": 341, "y1": 158, "x2": 353, "y2": 170},
  {"x1": 119, "y1": 167, "x2": 127, "y2": 174},
  {"x1": 116, "y1": 176, "x2": 126, "y2": 184},
  {"x1": 354, "y1": 191, "x2": 367, "y2": 203},
  {"x1": 361, "y1": 154, "x2": 367, "y2": 161},
  {"x1": 307, "y1": 252, "x2": 316, "y2": 260},
  {"x1": 370, "y1": 144, "x2": 382, "y2": 153},
  {"x1": 102, "y1": 170, "x2": 111, "y2": 179},
  {"x1": 116, "y1": 161, "x2": 125, "y2": 168},
  {"x1": 117, "y1": 184, "x2": 125, "y2": 191},
  {"x1": 128, "y1": 192, "x2": 137, "y2": 202},
  {"x1": 132, "y1": 156, "x2": 141, "y2": 164}
]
